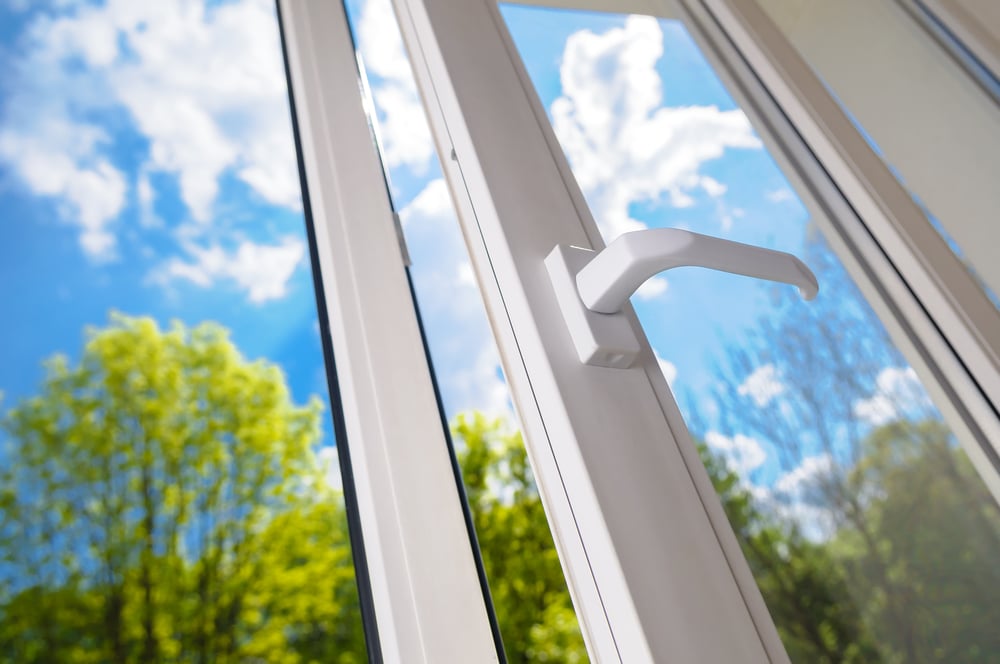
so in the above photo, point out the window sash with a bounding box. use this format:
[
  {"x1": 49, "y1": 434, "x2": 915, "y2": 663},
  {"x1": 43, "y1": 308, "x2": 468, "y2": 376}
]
[
  {"x1": 388, "y1": 0, "x2": 1000, "y2": 660},
  {"x1": 700, "y1": 0, "x2": 1000, "y2": 493},
  {"x1": 909, "y1": 0, "x2": 1000, "y2": 94},
  {"x1": 279, "y1": 2, "x2": 501, "y2": 661},
  {"x1": 283, "y1": 0, "x2": 1000, "y2": 659},
  {"x1": 389, "y1": 0, "x2": 793, "y2": 659}
]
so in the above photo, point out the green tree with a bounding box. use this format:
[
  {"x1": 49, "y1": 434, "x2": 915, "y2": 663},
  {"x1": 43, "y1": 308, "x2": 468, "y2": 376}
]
[
  {"x1": 452, "y1": 412, "x2": 588, "y2": 664},
  {"x1": 6, "y1": 308, "x2": 996, "y2": 664},
  {"x1": 699, "y1": 442, "x2": 878, "y2": 663},
  {"x1": 0, "y1": 314, "x2": 364, "y2": 663},
  {"x1": 704, "y1": 237, "x2": 1000, "y2": 662},
  {"x1": 453, "y1": 412, "x2": 879, "y2": 663},
  {"x1": 832, "y1": 419, "x2": 1000, "y2": 663}
]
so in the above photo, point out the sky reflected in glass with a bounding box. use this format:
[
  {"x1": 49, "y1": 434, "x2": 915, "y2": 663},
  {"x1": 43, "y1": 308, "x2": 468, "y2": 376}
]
[{"x1": 502, "y1": 6, "x2": 1000, "y2": 662}]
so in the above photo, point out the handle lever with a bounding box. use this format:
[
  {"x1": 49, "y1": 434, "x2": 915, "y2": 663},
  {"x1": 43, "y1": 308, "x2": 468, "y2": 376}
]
[
  {"x1": 545, "y1": 229, "x2": 819, "y2": 369},
  {"x1": 579, "y1": 228, "x2": 818, "y2": 313}
]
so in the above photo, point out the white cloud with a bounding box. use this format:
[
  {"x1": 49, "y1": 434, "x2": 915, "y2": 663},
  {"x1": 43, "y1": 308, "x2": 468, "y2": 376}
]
[
  {"x1": 774, "y1": 454, "x2": 833, "y2": 496},
  {"x1": 766, "y1": 188, "x2": 795, "y2": 204},
  {"x1": 399, "y1": 177, "x2": 452, "y2": 225},
  {"x1": 737, "y1": 363, "x2": 785, "y2": 407},
  {"x1": 768, "y1": 454, "x2": 836, "y2": 541},
  {"x1": 853, "y1": 366, "x2": 932, "y2": 426},
  {"x1": 634, "y1": 276, "x2": 668, "y2": 301},
  {"x1": 0, "y1": 0, "x2": 301, "y2": 258},
  {"x1": 551, "y1": 16, "x2": 761, "y2": 240},
  {"x1": 154, "y1": 236, "x2": 305, "y2": 303},
  {"x1": 0, "y1": 119, "x2": 125, "y2": 261},
  {"x1": 357, "y1": 0, "x2": 435, "y2": 174},
  {"x1": 137, "y1": 173, "x2": 154, "y2": 207},
  {"x1": 700, "y1": 176, "x2": 727, "y2": 198},
  {"x1": 456, "y1": 261, "x2": 477, "y2": 287},
  {"x1": 136, "y1": 171, "x2": 164, "y2": 229},
  {"x1": 451, "y1": 348, "x2": 512, "y2": 418},
  {"x1": 705, "y1": 431, "x2": 766, "y2": 476},
  {"x1": 108, "y1": 0, "x2": 300, "y2": 217},
  {"x1": 715, "y1": 201, "x2": 744, "y2": 233},
  {"x1": 356, "y1": 0, "x2": 412, "y2": 83}
]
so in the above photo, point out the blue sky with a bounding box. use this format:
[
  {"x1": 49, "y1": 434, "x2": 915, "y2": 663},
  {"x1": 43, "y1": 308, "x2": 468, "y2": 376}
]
[
  {"x1": 0, "y1": 0, "x2": 939, "y2": 537},
  {"x1": 342, "y1": 0, "x2": 942, "y2": 533},
  {"x1": 0, "y1": 0, "x2": 332, "y2": 463}
]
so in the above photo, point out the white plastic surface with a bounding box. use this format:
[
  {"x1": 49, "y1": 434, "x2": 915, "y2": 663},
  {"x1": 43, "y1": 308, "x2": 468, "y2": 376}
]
[
  {"x1": 548, "y1": 228, "x2": 818, "y2": 369},
  {"x1": 577, "y1": 228, "x2": 818, "y2": 314},
  {"x1": 546, "y1": 244, "x2": 642, "y2": 369},
  {"x1": 280, "y1": 2, "x2": 500, "y2": 660}
]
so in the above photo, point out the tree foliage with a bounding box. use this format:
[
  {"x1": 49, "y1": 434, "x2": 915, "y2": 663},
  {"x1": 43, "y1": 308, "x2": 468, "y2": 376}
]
[
  {"x1": 832, "y1": 420, "x2": 1000, "y2": 663},
  {"x1": 2, "y1": 303, "x2": 998, "y2": 664},
  {"x1": 699, "y1": 238, "x2": 1000, "y2": 663},
  {"x1": 699, "y1": 441, "x2": 879, "y2": 663},
  {"x1": 452, "y1": 413, "x2": 875, "y2": 664},
  {"x1": 452, "y1": 413, "x2": 587, "y2": 664},
  {"x1": 0, "y1": 315, "x2": 364, "y2": 663}
]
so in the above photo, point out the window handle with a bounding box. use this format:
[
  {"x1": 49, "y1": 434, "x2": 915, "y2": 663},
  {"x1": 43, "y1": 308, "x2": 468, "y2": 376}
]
[{"x1": 546, "y1": 228, "x2": 819, "y2": 369}]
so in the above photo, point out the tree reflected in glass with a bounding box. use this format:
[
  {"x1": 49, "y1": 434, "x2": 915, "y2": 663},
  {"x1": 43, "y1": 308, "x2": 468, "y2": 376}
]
[{"x1": 691, "y1": 239, "x2": 1000, "y2": 663}]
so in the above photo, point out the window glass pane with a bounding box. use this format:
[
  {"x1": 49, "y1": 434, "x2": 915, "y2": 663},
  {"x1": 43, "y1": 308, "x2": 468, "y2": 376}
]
[
  {"x1": 909, "y1": 0, "x2": 1000, "y2": 101},
  {"x1": 342, "y1": 0, "x2": 588, "y2": 661},
  {"x1": 0, "y1": 1, "x2": 367, "y2": 661},
  {"x1": 501, "y1": 5, "x2": 1000, "y2": 662},
  {"x1": 756, "y1": 0, "x2": 1000, "y2": 308}
]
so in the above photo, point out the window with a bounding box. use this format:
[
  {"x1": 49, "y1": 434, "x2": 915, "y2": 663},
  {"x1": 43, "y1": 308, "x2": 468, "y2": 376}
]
[
  {"x1": 384, "y1": 0, "x2": 1000, "y2": 659},
  {"x1": 757, "y1": 0, "x2": 1000, "y2": 307},
  {"x1": 341, "y1": 0, "x2": 589, "y2": 659},
  {"x1": 906, "y1": 0, "x2": 1000, "y2": 96},
  {"x1": 7, "y1": 0, "x2": 995, "y2": 661},
  {"x1": 501, "y1": 7, "x2": 1000, "y2": 659}
]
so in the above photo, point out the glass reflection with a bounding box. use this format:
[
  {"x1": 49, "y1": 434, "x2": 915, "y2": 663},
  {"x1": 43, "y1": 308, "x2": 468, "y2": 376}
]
[
  {"x1": 501, "y1": 5, "x2": 1000, "y2": 662},
  {"x1": 755, "y1": 0, "x2": 1000, "y2": 308},
  {"x1": 343, "y1": 0, "x2": 589, "y2": 660}
]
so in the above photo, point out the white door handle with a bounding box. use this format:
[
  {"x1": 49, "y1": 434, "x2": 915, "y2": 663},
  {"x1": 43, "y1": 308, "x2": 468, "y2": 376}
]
[{"x1": 546, "y1": 228, "x2": 819, "y2": 369}]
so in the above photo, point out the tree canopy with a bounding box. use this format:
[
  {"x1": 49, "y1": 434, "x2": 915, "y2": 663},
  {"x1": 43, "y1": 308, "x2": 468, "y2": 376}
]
[
  {"x1": 2, "y1": 310, "x2": 998, "y2": 663},
  {"x1": 452, "y1": 413, "x2": 587, "y2": 664},
  {"x1": 0, "y1": 315, "x2": 365, "y2": 663}
]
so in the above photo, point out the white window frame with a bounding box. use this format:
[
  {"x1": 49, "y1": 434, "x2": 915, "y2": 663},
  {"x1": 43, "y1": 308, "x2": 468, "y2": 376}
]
[
  {"x1": 390, "y1": 0, "x2": 791, "y2": 660},
  {"x1": 382, "y1": 0, "x2": 1000, "y2": 660},
  {"x1": 905, "y1": 0, "x2": 1000, "y2": 88},
  {"x1": 280, "y1": 0, "x2": 1000, "y2": 660},
  {"x1": 279, "y1": 2, "x2": 500, "y2": 662},
  {"x1": 698, "y1": 0, "x2": 1000, "y2": 487}
]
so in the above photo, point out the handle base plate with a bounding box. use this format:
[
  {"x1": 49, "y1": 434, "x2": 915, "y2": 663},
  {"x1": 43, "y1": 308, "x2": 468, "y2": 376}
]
[{"x1": 545, "y1": 244, "x2": 641, "y2": 369}]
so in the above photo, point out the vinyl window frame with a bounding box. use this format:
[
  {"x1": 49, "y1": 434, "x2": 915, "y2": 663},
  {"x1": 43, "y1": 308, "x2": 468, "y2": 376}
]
[{"x1": 281, "y1": 0, "x2": 1000, "y2": 661}]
